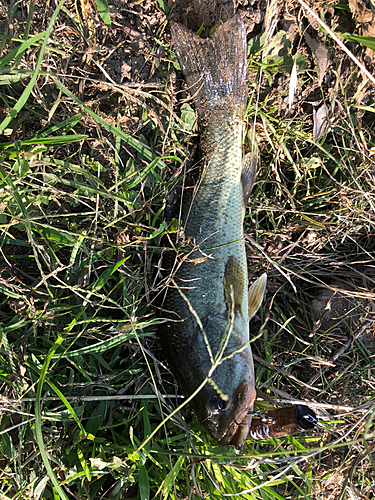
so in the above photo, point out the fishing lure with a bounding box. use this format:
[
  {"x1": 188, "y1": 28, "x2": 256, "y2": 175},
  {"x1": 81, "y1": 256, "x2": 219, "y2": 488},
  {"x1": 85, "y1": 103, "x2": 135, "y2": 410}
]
[{"x1": 248, "y1": 405, "x2": 318, "y2": 440}]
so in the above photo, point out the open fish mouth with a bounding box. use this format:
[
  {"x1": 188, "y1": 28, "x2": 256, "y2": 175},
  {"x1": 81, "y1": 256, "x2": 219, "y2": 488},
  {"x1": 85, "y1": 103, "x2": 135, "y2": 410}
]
[
  {"x1": 220, "y1": 409, "x2": 252, "y2": 447},
  {"x1": 215, "y1": 381, "x2": 256, "y2": 447}
]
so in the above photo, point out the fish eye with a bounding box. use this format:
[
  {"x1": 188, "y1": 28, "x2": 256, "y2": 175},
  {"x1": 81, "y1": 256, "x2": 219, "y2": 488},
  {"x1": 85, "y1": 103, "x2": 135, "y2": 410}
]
[{"x1": 212, "y1": 394, "x2": 226, "y2": 412}]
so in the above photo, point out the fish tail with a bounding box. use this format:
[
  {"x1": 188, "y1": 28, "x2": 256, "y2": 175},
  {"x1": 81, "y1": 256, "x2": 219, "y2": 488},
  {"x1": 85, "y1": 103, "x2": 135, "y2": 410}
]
[{"x1": 170, "y1": 16, "x2": 247, "y2": 118}]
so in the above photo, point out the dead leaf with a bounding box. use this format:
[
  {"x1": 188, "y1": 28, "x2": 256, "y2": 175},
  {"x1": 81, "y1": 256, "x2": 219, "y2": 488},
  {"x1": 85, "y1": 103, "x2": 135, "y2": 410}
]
[
  {"x1": 263, "y1": 0, "x2": 281, "y2": 53},
  {"x1": 313, "y1": 104, "x2": 328, "y2": 139},
  {"x1": 348, "y1": 0, "x2": 374, "y2": 26},
  {"x1": 190, "y1": 254, "x2": 213, "y2": 265},
  {"x1": 304, "y1": 32, "x2": 331, "y2": 86},
  {"x1": 288, "y1": 60, "x2": 298, "y2": 111},
  {"x1": 348, "y1": 0, "x2": 375, "y2": 63}
]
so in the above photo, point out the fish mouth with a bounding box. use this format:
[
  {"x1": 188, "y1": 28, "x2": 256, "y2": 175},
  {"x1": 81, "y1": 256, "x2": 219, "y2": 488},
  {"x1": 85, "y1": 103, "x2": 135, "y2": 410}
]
[{"x1": 217, "y1": 381, "x2": 256, "y2": 447}]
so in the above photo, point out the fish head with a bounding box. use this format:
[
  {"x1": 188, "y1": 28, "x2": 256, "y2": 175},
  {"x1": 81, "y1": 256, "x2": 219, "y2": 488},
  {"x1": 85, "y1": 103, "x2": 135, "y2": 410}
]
[
  {"x1": 204, "y1": 378, "x2": 256, "y2": 447},
  {"x1": 190, "y1": 339, "x2": 256, "y2": 447},
  {"x1": 181, "y1": 311, "x2": 257, "y2": 448}
]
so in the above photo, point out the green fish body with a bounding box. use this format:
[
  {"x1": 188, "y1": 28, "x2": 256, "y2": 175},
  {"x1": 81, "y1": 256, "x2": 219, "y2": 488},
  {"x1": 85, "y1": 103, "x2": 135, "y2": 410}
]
[{"x1": 163, "y1": 16, "x2": 266, "y2": 447}]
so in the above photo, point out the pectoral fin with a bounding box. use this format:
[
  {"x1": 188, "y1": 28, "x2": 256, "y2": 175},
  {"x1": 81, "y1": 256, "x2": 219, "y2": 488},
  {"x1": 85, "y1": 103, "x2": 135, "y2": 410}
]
[
  {"x1": 241, "y1": 152, "x2": 257, "y2": 209},
  {"x1": 224, "y1": 256, "x2": 244, "y2": 315},
  {"x1": 248, "y1": 273, "x2": 267, "y2": 321}
]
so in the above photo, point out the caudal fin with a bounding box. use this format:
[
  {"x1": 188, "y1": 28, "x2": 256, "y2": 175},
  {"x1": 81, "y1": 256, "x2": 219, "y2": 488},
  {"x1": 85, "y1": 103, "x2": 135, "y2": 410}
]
[{"x1": 170, "y1": 16, "x2": 247, "y2": 116}]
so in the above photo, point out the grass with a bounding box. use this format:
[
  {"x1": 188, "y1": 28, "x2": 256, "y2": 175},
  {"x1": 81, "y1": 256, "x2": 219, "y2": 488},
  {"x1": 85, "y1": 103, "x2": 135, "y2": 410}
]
[{"x1": 0, "y1": 1, "x2": 375, "y2": 499}]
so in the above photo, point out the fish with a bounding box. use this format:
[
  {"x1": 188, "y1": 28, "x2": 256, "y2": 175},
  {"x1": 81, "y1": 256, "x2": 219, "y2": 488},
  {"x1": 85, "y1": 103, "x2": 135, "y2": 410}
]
[
  {"x1": 162, "y1": 15, "x2": 267, "y2": 447},
  {"x1": 248, "y1": 405, "x2": 318, "y2": 440}
]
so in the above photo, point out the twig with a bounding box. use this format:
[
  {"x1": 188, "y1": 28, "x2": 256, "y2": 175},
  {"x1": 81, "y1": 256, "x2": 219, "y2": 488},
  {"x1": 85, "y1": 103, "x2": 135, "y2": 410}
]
[
  {"x1": 244, "y1": 233, "x2": 297, "y2": 292},
  {"x1": 253, "y1": 353, "x2": 322, "y2": 392},
  {"x1": 304, "y1": 322, "x2": 369, "y2": 391}
]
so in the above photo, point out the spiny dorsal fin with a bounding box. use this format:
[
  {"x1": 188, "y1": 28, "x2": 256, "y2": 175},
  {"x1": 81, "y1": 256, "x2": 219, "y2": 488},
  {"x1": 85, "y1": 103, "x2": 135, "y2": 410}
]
[
  {"x1": 248, "y1": 273, "x2": 267, "y2": 321},
  {"x1": 241, "y1": 152, "x2": 257, "y2": 209},
  {"x1": 224, "y1": 255, "x2": 244, "y2": 315}
]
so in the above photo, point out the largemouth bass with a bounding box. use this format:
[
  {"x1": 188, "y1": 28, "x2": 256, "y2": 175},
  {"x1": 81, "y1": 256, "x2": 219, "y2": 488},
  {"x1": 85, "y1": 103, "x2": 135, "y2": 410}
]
[{"x1": 163, "y1": 16, "x2": 266, "y2": 447}]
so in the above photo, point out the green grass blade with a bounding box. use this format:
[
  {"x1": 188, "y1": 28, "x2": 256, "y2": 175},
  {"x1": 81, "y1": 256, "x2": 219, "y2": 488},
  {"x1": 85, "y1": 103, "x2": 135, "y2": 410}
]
[
  {"x1": 0, "y1": 31, "x2": 47, "y2": 69},
  {"x1": 0, "y1": 134, "x2": 87, "y2": 150},
  {"x1": 50, "y1": 328, "x2": 139, "y2": 359},
  {"x1": 52, "y1": 78, "x2": 165, "y2": 166},
  {"x1": 339, "y1": 32, "x2": 375, "y2": 51},
  {"x1": 95, "y1": 0, "x2": 111, "y2": 27},
  {"x1": 158, "y1": 456, "x2": 185, "y2": 499},
  {"x1": 34, "y1": 336, "x2": 70, "y2": 500},
  {"x1": 29, "y1": 359, "x2": 92, "y2": 439},
  {"x1": 38, "y1": 113, "x2": 83, "y2": 136},
  {"x1": 0, "y1": 0, "x2": 67, "y2": 133},
  {"x1": 91, "y1": 257, "x2": 129, "y2": 293},
  {"x1": 139, "y1": 465, "x2": 150, "y2": 500}
]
